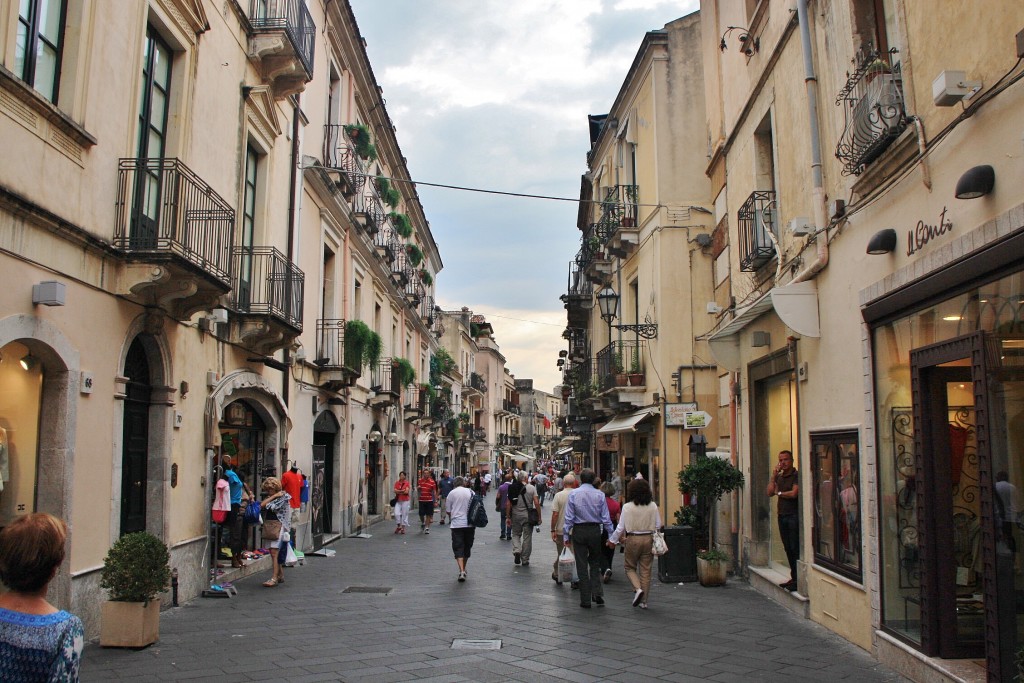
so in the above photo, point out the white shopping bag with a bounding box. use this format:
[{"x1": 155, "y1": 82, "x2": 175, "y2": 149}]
[
  {"x1": 558, "y1": 546, "x2": 577, "y2": 583},
  {"x1": 284, "y1": 542, "x2": 298, "y2": 566}
]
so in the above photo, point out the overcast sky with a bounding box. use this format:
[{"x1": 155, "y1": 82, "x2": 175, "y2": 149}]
[{"x1": 350, "y1": 0, "x2": 699, "y2": 393}]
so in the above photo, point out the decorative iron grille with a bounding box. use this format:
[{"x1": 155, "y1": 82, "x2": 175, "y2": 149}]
[
  {"x1": 371, "y1": 358, "x2": 401, "y2": 395},
  {"x1": 835, "y1": 48, "x2": 908, "y2": 176},
  {"x1": 114, "y1": 158, "x2": 235, "y2": 285},
  {"x1": 231, "y1": 246, "x2": 304, "y2": 330},
  {"x1": 315, "y1": 318, "x2": 346, "y2": 370},
  {"x1": 249, "y1": 0, "x2": 316, "y2": 77},
  {"x1": 737, "y1": 190, "x2": 776, "y2": 272}
]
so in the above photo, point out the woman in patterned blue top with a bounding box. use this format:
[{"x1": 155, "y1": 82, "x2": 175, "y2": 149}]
[{"x1": 0, "y1": 513, "x2": 84, "y2": 682}]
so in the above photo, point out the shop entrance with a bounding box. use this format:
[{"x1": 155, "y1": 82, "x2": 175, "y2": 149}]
[
  {"x1": 911, "y1": 332, "x2": 1024, "y2": 670},
  {"x1": 311, "y1": 411, "x2": 338, "y2": 550},
  {"x1": 120, "y1": 338, "x2": 151, "y2": 535},
  {"x1": 366, "y1": 438, "x2": 380, "y2": 515}
]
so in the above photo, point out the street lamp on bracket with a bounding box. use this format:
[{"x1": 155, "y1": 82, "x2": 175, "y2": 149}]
[{"x1": 596, "y1": 286, "x2": 658, "y2": 339}]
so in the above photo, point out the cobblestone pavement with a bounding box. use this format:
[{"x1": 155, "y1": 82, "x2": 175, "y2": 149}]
[{"x1": 82, "y1": 492, "x2": 904, "y2": 682}]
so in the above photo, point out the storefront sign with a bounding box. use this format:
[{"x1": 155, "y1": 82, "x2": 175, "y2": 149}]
[
  {"x1": 665, "y1": 402, "x2": 698, "y2": 427},
  {"x1": 682, "y1": 411, "x2": 713, "y2": 429},
  {"x1": 906, "y1": 206, "x2": 953, "y2": 256}
]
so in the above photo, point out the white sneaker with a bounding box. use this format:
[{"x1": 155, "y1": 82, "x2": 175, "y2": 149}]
[
  {"x1": 458, "y1": 571, "x2": 466, "y2": 582},
  {"x1": 632, "y1": 589, "x2": 644, "y2": 607}
]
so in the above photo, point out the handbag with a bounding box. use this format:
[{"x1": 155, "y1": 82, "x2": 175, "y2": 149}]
[
  {"x1": 651, "y1": 530, "x2": 668, "y2": 556},
  {"x1": 389, "y1": 497, "x2": 398, "y2": 507},
  {"x1": 263, "y1": 519, "x2": 282, "y2": 541},
  {"x1": 523, "y1": 491, "x2": 540, "y2": 526},
  {"x1": 244, "y1": 500, "x2": 262, "y2": 524}
]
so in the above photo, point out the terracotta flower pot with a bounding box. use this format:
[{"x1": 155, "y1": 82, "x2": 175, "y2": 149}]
[{"x1": 628, "y1": 373, "x2": 644, "y2": 386}]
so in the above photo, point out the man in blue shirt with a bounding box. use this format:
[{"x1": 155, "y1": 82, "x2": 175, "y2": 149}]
[
  {"x1": 437, "y1": 470, "x2": 455, "y2": 525},
  {"x1": 563, "y1": 469, "x2": 613, "y2": 608}
]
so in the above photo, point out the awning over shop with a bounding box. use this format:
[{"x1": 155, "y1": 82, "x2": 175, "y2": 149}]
[
  {"x1": 556, "y1": 446, "x2": 573, "y2": 456},
  {"x1": 707, "y1": 280, "x2": 820, "y2": 371},
  {"x1": 415, "y1": 431, "x2": 436, "y2": 455},
  {"x1": 510, "y1": 452, "x2": 535, "y2": 463},
  {"x1": 597, "y1": 407, "x2": 660, "y2": 434}
]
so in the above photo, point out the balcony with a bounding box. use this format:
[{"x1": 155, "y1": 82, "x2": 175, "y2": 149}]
[
  {"x1": 373, "y1": 225, "x2": 399, "y2": 264},
  {"x1": 581, "y1": 225, "x2": 614, "y2": 284},
  {"x1": 404, "y1": 273, "x2": 424, "y2": 307},
  {"x1": 503, "y1": 400, "x2": 521, "y2": 415},
  {"x1": 247, "y1": 0, "x2": 315, "y2": 98},
  {"x1": 470, "y1": 372, "x2": 487, "y2": 394},
  {"x1": 835, "y1": 49, "x2": 908, "y2": 176},
  {"x1": 322, "y1": 125, "x2": 365, "y2": 199},
  {"x1": 230, "y1": 246, "x2": 304, "y2": 353},
  {"x1": 737, "y1": 190, "x2": 776, "y2": 272},
  {"x1": 114, "y1": 158, "x2": 234, "y2": 321},
  {"x1": 600, "y1": 185, "x2": 640, "y2": 254},
  {"x1": 420, "y1": 296, "x2": 438, "y2": 327},
  {"x1": 472, "y1": 428, "x2": 487, "y2": 441},
  {"x1": 404, "y1": 384, "x2": 427, "y2": 420},
  {"x1": 561, "y1": 261, "x2": 592, "y2": 328},
  {"x1": 353, "y1": 186, "x2": 385, "y2": 235},
  {"x1": 314, "y1": 319, "x2": 360, "y2": 390},
  {"x1": 369, "y1": 358, "x2": 402, "y2": 406}
]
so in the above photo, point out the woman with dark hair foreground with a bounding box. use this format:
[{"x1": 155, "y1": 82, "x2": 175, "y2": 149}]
[
  {"x1": 0, "y1": 513, "x2": 84, "y2": 681},
  {"x1": 607, "y1": 478, "x2": 662, "y2": 609}
]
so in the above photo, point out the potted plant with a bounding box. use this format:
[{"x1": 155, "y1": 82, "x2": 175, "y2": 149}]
[
  {"x1": 678, "y1": 456, "x2": 744, "y2": 587},
  {"x1": 405, "y1": 243, "x2": 424, "y2": 267},
  {"x1": 394, "y1": 357, "x2": 416, "y2": 387},
  {"x1": 344, "y1": 123, "x2": 377, "y2": 161},
  {"x1": 628, "y1": 349, "x2": 644, "y2": 385},
  {"x1": 344, "y1": 319, "x2": 383, "y2": 372},
  {"x1": 390, "y1": 212, "x2": 413, "y2": 238},
  {"x1": 863, "y1": 57, "x2": 891, "y2": 84},
  {"x1": 419, "y1": 269, "x2": 432, "y2": 286},
  {"x1": 99, "y1": 531, "x2": 171, "y2": 647},
  {"x1": 376, "y1": 176, "x2": 401, "y2": 208},
  {"x1": 611, "y1": 348, "x2": 626, "y2": 386}
]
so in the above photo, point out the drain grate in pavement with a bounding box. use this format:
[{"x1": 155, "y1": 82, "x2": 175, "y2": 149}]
[
  {"x1": 451, "y1": 639, "x2": 501, "y2": 650},
  {"x1": 342, "y1": 586, "x2": 392, "y2": 594}
]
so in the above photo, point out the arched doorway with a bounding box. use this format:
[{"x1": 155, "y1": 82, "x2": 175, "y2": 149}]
[
  {"x1": 312, "y1": 411, "x2": 339, "y2": 550},
  {"x1": 120, "y1": 337, "x2": 151, "y2": 535}
]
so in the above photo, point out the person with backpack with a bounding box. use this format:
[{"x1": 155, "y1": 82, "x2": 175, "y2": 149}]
[
  {"x1": 506, "y1": 472, "x2": 541, "y2": 566},
  {"x1": 446, "y1": 477, "x2": 475, "y2": 582}
]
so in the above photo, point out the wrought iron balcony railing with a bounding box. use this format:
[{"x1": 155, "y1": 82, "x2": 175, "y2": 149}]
[
  {"x1": 470, "y1": 372, "x2": 487, "y2": 393},
  {"x1": 737, "y1": 190, "x2": 777, "y2": 272},
  {"x1": 373, "y1": 225, "x2": 398, "y2": 263},
  {"x1": 315, "y1": 319, "x2": 362, "y2": 377},
  {"x1": 835, "y1": 48, "x2": 908, "y2": 176},
  {"x1": 249, "y1": 0, "x2": 315, "y2": 77},
  {"x1": 114, "y1": 158, "x2": 235, "y2": 285},
  {"x1": 599, "y1": 185, "x2": 638, "y2": 227},
  {"x1": 231, "y1": 246, "x2": 304, "y2": 330},
  {"x1": 322, "y1": 125, "x2": 365, "y2": 194},
  {"x1": 420, "y1": 296, "x2": 437, "y2": 326},
  {"x1": 596, "y1": 340, "x2": 644, "y2": 391},
  {"x1": 371, "y1": 358, "x2": 402, "y2": 395}
]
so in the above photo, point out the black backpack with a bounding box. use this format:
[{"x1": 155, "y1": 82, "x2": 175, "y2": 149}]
[{"x1": 468, "y1": 493, "x2": 488, "y2": 528}]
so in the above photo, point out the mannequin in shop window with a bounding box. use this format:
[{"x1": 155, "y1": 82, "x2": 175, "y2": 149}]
[{"x1": 281, "y1": 462, "x2": 303, "y2": 549}]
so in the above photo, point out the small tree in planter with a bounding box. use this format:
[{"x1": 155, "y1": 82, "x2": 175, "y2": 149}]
[
  {"x1": 678, "y1": 456, "x2": 744, "y2": 586},
  {"x1": 99, "y1": 531, "x2": 171, "y2": 647}
]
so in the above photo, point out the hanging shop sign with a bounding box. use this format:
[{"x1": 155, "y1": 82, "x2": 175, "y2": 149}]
[{"x1": 665, "y1": 402, "x2": 699, "y2": 427}]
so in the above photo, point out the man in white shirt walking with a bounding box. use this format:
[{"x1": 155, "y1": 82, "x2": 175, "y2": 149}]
[{"x1": 446, "y1": 477, "x2": 475, "y2": 582}]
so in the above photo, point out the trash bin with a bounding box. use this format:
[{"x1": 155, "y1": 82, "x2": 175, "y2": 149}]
[{"x1": 658, "y1": 526, "x2": 697, "y2": 583}]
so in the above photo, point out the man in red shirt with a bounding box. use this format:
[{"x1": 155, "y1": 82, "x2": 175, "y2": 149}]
[
  {"x1": 281, "y1": 465, "x2": 303, "y2": 548},
  {"x1": 417, "y1": 470, "x2": 439, "y2": 534}
]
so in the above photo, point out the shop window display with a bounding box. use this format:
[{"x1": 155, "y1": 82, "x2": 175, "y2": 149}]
[
  {"x1": 811, "y1": 431, "x2": 861, "y2": 580},
  {"x1": 873, "y1": 269, "x2": 1024, "y2": 654},
  {"x1": 0, "y1": 341, "x2": 43, "y2": 528}
]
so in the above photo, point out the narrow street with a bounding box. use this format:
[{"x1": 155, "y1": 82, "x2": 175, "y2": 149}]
[{"x1": 82, "y1": 492, "x2": 903, "y2": 683}]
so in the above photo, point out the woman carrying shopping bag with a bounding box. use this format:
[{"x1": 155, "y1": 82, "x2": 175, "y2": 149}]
[{"x1": 607, "y1": 478, "x2": 662, "y2": 609}]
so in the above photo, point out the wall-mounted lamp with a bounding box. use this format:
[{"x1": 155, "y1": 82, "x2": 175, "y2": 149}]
[
  {"x1": 866, "y1": 228, "x2": 898, "y2": 255},
  {"x1": 387, "y1": 432, "x2": 400, "y2": 444},
  {"x1": 596, "y1": 286, "x2": 658, "y2": 339},
  {"x1": 954, "y1": 165, "x2": 995, "y2": 199},
  {"x1": 32, "y1": 281, "x2": 65, "y2": 307},
  {"x1": 20, "y1": 353, "x2": 38, "y2": 371},
  {"x1": 368, "y1": 427, "x2": 382, "y2": 443},
  {"x1": 719, "y1": 26, "x2": 759, "y2": 55}
]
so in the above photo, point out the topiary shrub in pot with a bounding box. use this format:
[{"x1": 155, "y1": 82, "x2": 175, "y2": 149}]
[
  {"x1": 678, "y1": 456, "x2": 744, "y2": 587},
  {"x1": 99, "y1": 531, "x2": 171, "y2": 647}
]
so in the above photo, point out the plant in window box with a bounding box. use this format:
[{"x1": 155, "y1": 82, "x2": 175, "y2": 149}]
[
  {"x1": 99, "y1": 531, "x2": 171, "y2": 647},
  {"x1": 343, "y1": 319, "x2": 383, "y2": 372},
  {"x1": 394, "y1": 357, "x2": 416, "y2": 387},
  {"x1": 612, "y1": 348, "x2": 626, "y2": 386},
  {"x1": 419, "y1": 269, "x2": 432, "y2": 286}
]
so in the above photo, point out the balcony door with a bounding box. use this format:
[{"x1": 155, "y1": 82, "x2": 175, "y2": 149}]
[
  {"x1": 131, "y1": 28, "x2": 172, "y2": 247},
  {"x1": 237, "y1": 145, "x2": 258, "y2": 309}
]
